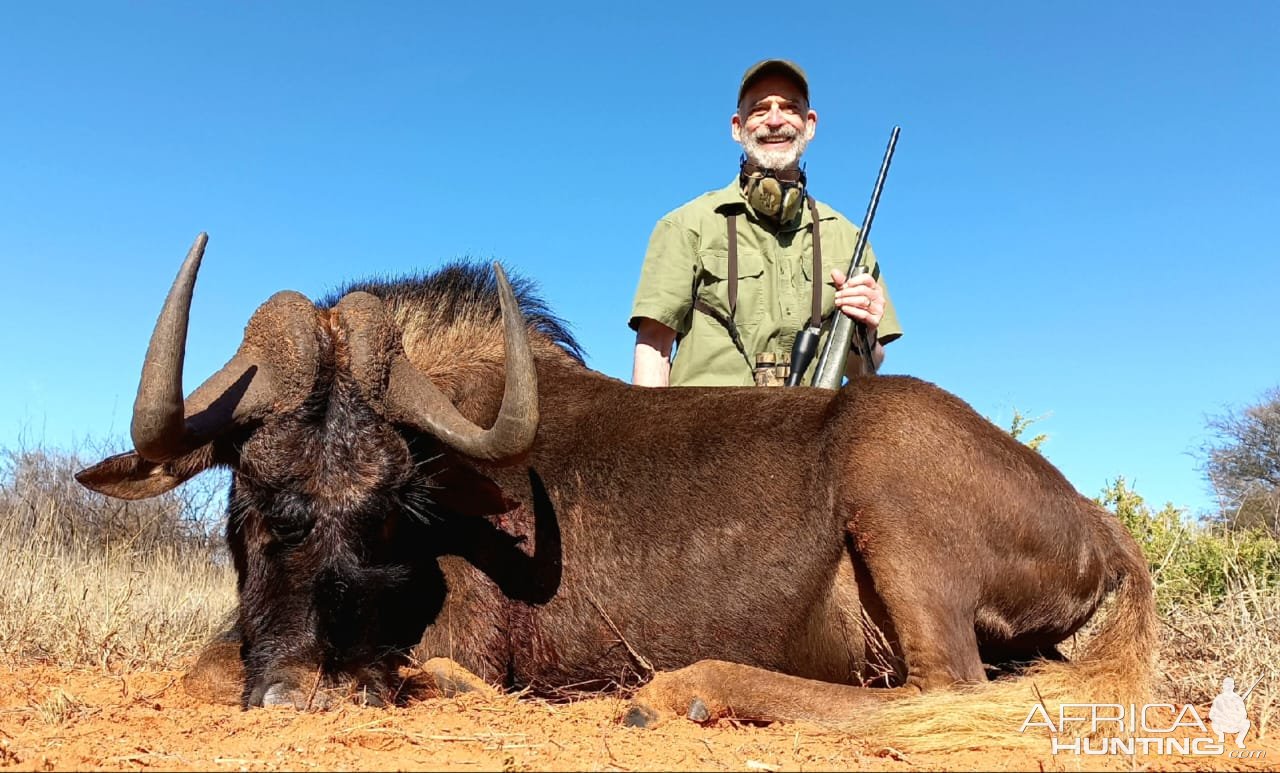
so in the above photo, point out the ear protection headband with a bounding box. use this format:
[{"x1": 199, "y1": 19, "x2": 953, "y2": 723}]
[{"x1": 739, "y1": 158, "x2": 807, "y2": 224}]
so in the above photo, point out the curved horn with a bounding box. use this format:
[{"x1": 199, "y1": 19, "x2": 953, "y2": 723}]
[
  {"x1": 384, "y1": 263, "x2": 539, "y2": 462},
  {"x1": 131, "y1": 233, "x2": 208, "y2": 461},
  {"x1": 180, "y1": 290, "x2": 320, "y2": 443},
  {"x1": 131, "y1": 234, "x2": 320, "y2": 462}
]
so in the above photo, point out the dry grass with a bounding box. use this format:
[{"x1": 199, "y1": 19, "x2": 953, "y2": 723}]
[
  {"x1": 1155, "y1": 580, "x2": 1279, "y2": 735},
  {"x1": 0, "y1": 446, "x2": 235, "y2": 670},
  {"x1": 1104, "y1": 478, "x2": 1280, "y2": 729}
]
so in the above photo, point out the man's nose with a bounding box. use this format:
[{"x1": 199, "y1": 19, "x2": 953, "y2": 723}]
[{"x1": 764, "y1": 104, "x2": 787, "y2": 127}]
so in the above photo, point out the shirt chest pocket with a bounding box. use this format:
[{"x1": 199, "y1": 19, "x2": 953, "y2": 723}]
[
  {"x1": 697, "y1": 248, "x2": 767, "y2": 324},
  {"x1": 800, "y1": 259, "x2": 840, "y2": 318}
]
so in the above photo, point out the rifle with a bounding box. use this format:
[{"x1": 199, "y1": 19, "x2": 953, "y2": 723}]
[
  {"x1": 1240, "y1": 675, "x2": 1263, "y2": 701},
  {"x1": 788, "y1": 126, "x2": 899, "y2": 388}
]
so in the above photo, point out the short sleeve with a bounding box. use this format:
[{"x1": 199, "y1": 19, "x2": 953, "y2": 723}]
[
  {"x1": 629, "y1": 217, "x2": 698, "y2": 335},
  {"x1": 868, "y1": 244, "x2": 903, "y2": 345}
]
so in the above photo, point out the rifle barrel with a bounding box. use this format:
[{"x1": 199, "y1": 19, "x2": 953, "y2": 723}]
[
  {"x1": 1240, "y1": 675, "x2": 1263, "y2": 701},
  {"x1": 810, "y1": 126, "x2": 899, "y2": 389}
]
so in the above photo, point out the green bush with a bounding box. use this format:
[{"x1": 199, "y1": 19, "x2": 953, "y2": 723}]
[{"x1": 1099, "y1": 476, "x2": 1280, "y2": 607}]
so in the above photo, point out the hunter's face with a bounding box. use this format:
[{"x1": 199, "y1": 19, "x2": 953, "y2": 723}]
[{"x1": 731, "y1": 73, "x2": 817, "y2": 170}]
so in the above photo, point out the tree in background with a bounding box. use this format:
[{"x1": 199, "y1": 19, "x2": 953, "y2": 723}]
[{"x1": 1203, "y1": 387, "x2": 1280, "y2": 536}]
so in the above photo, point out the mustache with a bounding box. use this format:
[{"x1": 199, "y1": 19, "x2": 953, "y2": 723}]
[{"x1": 752, "y1": 126, "x2": 798, "y2": 142}]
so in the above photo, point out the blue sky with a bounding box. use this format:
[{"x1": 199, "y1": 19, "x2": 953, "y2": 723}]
[{"x1": 2, "y1": 2, "x2": 1276, "y2": 516}]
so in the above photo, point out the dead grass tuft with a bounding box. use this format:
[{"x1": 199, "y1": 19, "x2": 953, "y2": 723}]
[{"x1": 32, "y1": 687, "x2": 92, "y2": 726}]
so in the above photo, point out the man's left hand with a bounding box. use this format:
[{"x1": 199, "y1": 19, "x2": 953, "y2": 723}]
[{"x1": 831, "y1": 268, "x2": 884, "y2": 330}]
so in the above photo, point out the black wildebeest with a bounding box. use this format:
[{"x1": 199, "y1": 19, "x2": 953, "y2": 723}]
[{"x1": 77, "y1": 234, "x2": 1154, "y2": 734}]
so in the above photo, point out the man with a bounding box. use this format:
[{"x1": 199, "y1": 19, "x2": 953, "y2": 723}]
[{"x1": 630, "y1": 59, "x2": 902, "y2": 387}]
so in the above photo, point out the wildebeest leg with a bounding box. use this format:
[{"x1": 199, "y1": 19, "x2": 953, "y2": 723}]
[
  {"x1": 624, "y1": 593, "x2": 983, "y2": 726},
  {"x1": 625, "y1": 610, "x2": 983, "y2": 729},
  {"x1": 182, "y1": 625, "x2": 244, "y2": 705},
  {"x1": 626, "y1": 526, "x2": 988, "y2": 728},
  {"x1": 411, "y1": 657, "x2": 499, "y2": 699},
  {"x1": 627, "y1": 621, "x2": 977, "y2": 732},
  {"x1": 851, "y1": 527, "x2": 989, "y2": 693},
  {"x1": 625, "y1": 660, "x2": 921, "y2": 728}
]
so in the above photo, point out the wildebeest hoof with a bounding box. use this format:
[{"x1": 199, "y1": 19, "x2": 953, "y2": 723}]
[
  {"x1": 687, "y1": 697, "x2": 711, "y2": 723},
  {"x1": 621, "y1": 703, "x2": 661, "y2": 729},
  {"x1": 257, "y1": 681, "x2": 316, "y2": 710},
  {"x1": 421, "y1": 657, "x2": 498, "y2": 698},
  {"x1": 257, "y1": 680, "x2": 385, "y2": 710}
]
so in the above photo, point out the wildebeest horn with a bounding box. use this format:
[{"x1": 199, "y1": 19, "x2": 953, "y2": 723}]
[
  {"x1": 131, "y1": 233, "x2": 320, "y2": 462},
  {"x1": 384, "y1": 263, "x2": 539, "y2": 462}
]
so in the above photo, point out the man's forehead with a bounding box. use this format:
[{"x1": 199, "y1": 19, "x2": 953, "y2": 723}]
[{"x1": 739, "y1": 74, "x2": 808, "y2": 109}]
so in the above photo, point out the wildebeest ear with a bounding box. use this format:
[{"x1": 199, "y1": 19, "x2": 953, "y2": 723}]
[{"x1": 75, "y1": 447, "x2": 215, "y2": 501}]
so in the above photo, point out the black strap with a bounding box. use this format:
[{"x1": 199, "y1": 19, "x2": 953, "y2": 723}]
[
  {"x1": 692, "y1": 212, "x2": 747, "y2": 360},
  {"x1": 806, "y1": 195, "x2": 822, "y2": 331},
  {"x1": 691, "y1": 204, "x2": 829, "y2": 363},
  {"x1": 727, "y1": 212, "x2": 739, "y2": 319},
  {"x1": 692, "y1": 299, "x2": 747, "y2": 356}
]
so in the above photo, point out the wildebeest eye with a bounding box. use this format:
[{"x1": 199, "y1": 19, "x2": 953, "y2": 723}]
[
  {"x1": 264, "y1": 493, "x2": 316, "y2": 547},
  {"x1": 269, "y1": 521, "x2": 314, "y2": 547}
]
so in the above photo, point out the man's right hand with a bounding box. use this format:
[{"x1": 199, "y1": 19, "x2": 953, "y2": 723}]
[{"x1": 633, "y1": 318, "x2": 676, "y2": 387}]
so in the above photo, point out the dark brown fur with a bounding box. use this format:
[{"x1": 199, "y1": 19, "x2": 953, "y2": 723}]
[{"x1": 79, "y1": 261, "x2": 1154, "y2": 728}]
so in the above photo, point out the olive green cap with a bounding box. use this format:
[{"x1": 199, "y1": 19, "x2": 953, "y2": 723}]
[{"x1": 738, "y1": 59, "x2": 809, "y2": 106}]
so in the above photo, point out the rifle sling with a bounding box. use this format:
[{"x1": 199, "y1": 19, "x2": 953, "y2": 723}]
[{"x1": 693, "y1": 211, "x2": 748, "y2": 365}]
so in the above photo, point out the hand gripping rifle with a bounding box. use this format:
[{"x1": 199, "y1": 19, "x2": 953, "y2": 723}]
[{"x1": 786, "y1": 126, "x2": 900, "y2": 388}]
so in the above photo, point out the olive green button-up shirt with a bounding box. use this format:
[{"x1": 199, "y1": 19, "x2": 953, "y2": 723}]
[{"x1": 630, "y1": 180, "x2": 903, "y2": 387}]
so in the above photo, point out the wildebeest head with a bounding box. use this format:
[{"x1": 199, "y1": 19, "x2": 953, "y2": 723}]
[{"x1": 76, "y1": 233, "x2": 579, "y2": 706}]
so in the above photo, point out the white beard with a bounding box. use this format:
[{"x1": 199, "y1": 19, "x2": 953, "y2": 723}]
[{"x1": 740, "y1": 125, "x2": 808, "y2": 170}]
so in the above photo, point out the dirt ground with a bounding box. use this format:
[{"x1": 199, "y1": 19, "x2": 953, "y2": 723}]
[{"x1": 0, "y1": 664, "x2": 1274, "y2": 772}]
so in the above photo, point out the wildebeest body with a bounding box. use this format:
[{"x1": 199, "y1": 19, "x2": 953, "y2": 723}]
[
  {"x1": 429, "y1": 377, "x2": 857, "y2": 689},
  {"x1": 77, "y1": 237, "x2": 1152, "y2": 724},
  {"x1": 437, "y1": 370, "x2": 1118, "y2": 691}
]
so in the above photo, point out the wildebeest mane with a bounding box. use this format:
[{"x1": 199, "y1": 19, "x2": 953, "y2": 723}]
[{"x1": 320, "y1": 260, "x2": 585, "y2": 364}]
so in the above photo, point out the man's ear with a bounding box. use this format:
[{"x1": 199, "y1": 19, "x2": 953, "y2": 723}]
[
  {"x1": 805, "y1": 109, "x2": 818, "y2": 141},
  {"x1": 730, "y1": 111, "x2": 743, "y2": 143},
  {"x1": 76, "y1": 446, "x2": 217, "y2": 501}
]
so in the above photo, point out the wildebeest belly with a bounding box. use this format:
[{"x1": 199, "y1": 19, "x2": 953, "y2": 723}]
[
  {"x1": 507, "y1": 543, "x2": 877, "y2": 690},
  {"x1": 511, "y1": 496, "x2": 873, "y2": 689}
]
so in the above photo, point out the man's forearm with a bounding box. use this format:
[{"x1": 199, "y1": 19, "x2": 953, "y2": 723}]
[
  {"x1": 633, "y1": 343, "x2": 671, "y2": 387},
  {"x1": 844, "y1": 338, "x2": 885, "y2": 380},
  {"x1": 633, "y1": 319, "x2": 676, "y2": 387}
]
